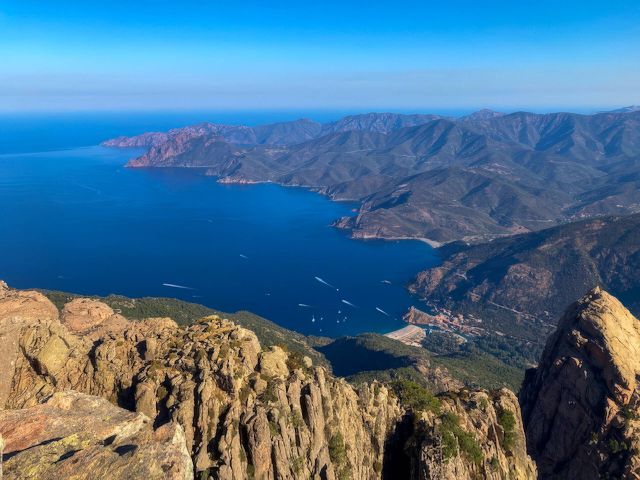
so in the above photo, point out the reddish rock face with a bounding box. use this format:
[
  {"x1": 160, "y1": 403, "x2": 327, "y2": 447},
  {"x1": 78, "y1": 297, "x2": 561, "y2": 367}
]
[
  {"x1": 60, "y1": 298, "x2": 129, "y2": 337},
  {"x1": 0, "y1": 281, "x2": 60, "y2": 409}
]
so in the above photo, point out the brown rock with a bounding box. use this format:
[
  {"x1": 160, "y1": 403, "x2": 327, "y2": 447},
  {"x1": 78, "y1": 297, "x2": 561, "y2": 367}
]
[
  {"x1": 258, "y1": 345, "x2": 289, "y2": 378},
  {"x1": 0, "y1": 390, "x2": 193, "y2": 480},
  {"x1": 0, "y1": 282, "x2": 60, "y2": 409},
  {"x1": 403, "y1": 388, "x2": 536, "y2": 480},
  {"x1": 61, "y1": 298, "x2": 128, "y2": 335}
]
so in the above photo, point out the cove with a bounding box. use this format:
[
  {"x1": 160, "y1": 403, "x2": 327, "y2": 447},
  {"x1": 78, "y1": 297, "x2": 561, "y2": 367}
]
[{"x1": 0, "y1": 132, "x2": 440, "y2": 338}]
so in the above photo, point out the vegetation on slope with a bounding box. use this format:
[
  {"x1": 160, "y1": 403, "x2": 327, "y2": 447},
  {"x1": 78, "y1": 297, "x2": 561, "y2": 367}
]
[
  {"x1": 413, "y1": 213, "x2": 640, "y2": 357},
  {"x1": 430, "y1": 352, "x2": 523, "y2": 391}
]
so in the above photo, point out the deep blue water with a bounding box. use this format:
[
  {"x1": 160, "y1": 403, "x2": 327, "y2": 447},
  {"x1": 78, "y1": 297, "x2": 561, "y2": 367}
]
[{"x1": 0, "y1": 113, "x2": 439, "y2": 336}]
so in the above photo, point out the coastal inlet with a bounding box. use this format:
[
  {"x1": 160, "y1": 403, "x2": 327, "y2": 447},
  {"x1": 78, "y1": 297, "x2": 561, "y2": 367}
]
[{"x1": 0, "y1": 143, "x2": 440, "y2": 337}]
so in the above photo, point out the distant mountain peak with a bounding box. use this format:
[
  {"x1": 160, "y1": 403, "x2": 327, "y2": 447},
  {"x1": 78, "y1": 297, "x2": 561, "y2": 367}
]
[{"x1": 458, "y1": 109, "x2": 505, "y2": 121}]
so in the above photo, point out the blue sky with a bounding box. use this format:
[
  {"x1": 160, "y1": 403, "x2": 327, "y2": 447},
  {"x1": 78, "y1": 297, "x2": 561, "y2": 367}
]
[{"x1": 1, "y1": 0, "x2": 639, "y2": 112}]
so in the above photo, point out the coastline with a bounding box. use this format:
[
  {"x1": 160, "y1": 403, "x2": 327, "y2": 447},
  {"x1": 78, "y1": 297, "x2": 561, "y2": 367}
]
[{"x1": 124, "y1": 158, "x2": 444, "y2": 248}]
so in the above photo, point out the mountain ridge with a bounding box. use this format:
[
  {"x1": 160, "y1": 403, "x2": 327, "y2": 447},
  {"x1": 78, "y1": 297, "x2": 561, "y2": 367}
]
[
  {"x1": 104, "y1": 109, "x2": 640, "y2": 244},
  {"x1": 410, "y1": 213, "x2": 640, "y2": 352}
]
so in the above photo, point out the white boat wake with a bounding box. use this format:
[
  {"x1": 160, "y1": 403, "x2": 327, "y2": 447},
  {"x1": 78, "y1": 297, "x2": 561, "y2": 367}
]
[
  {"x1": 162, "y1": 283, "x2": 194, "y2": 290},
  {"x1": 315, "y1": 276, "x2": 339, "y2": 291}
]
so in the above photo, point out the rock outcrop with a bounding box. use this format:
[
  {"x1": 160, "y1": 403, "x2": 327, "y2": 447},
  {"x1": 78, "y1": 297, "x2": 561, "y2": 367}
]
[
  {"x1": 0, "y1": 390, "x2": 193, "y2": 480},
  {"x1": 520, "y1": 287, "x2": 640, "y2": 479},
  {"x1": 0, "y1": 282, "x2": 536, "y2": 479},
  {"x1": 0, "y1": 283, "x2": 401, "y2": 479}
]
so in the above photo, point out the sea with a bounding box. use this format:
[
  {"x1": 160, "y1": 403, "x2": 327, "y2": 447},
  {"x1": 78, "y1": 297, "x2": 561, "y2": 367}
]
[{"x1": 0, "y1": 111, "x2": 440, "y2": 337}]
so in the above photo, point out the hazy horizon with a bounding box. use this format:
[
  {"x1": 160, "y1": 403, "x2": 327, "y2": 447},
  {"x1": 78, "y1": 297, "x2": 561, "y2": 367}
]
[
  {"x1": 1, "y1": 1, "x2": 639, "y2": 112},
  {"x1": 0, "y1": 105, "x2": 635, "y2": 117}
]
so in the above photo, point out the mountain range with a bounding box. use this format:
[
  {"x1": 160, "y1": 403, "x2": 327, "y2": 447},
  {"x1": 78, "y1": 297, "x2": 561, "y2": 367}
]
[{"x1": 105, "y1": 108, "x2": 640, "y2": 244}]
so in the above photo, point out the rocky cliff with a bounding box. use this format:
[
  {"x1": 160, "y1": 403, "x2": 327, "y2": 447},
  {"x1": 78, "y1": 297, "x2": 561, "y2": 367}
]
[
  {"x1": 396, "y1": 387, "x2": 536, "y2": 480},
  {"x1": 0, "y1": 281, "x2": 535, "y2": 479},
  {"x1": 520, "y1": 287, "x2": 640, "y2": 479}
]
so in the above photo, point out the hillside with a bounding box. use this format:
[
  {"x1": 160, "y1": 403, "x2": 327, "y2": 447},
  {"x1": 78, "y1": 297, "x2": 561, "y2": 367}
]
[
  {"x1": 411, "y1": 214, "x2": 640, "y2": 353},
  {"x1": 41, "y1": 290, "x2": 524, "y2": 391}
]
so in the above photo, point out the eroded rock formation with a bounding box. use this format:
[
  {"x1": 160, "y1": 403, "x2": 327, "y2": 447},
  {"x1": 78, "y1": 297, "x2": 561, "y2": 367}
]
[
  {"x1": 0, "y1": 281, "x2": 535, "y2": 479},
  {"x1": 401, "y1": 388, "x2": 536, "y2": 480}
]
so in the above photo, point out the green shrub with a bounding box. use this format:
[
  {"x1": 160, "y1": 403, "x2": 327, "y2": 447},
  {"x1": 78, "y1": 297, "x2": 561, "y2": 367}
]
[
  {"x1": 292, "y1": 456, "x2": 303, "y2": 474},
  {"x1": 290, "y1": 409, "x2": 304, "y2": 428},
  {"x1": 621, "y1": 405, "x2": 639, "y2": 421},
  {"x1": 285, "y1": 349, "x2": 310, "y2": 373},
  {"x1": 261, "y1": 377, "x2": 278, "y2": 403},
  {"x1": 197, "y1": 469, "x2": 210, "y2": 480},
  {"x1": 608, "y1": 438, "x2": 629, "y2": 454},
  {"x1": 156, "y1": 385, "x2": 169, "y2": 401},
  {"x1": 442, "y1": 430, "x2": 458, "y2": 459},
  {"x1": 497, "y1": 409, "x2": 516, "y2": 451},
  {"x1": 337, "y1": 466, "x2": 351, "y2": 480},
  {"x1": 390, "y1": 380, "x2": 441, "y2": 414},
  {"x1": 329, "y1": 433, "x2": 347, "y2": 466},
  {"x1": 439, "y1": 412, "x2": 482, "y2": 465}
]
